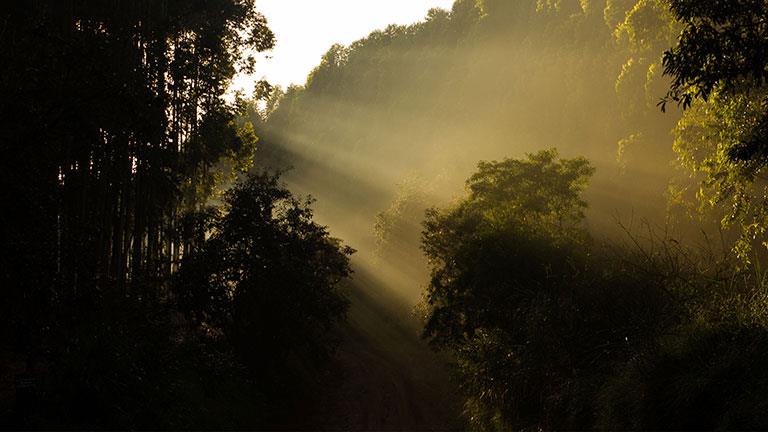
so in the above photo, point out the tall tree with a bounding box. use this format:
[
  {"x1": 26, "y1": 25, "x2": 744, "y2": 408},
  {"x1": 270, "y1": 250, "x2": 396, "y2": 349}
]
[{"x1": 0, "y1": 0, "x2": 274, "y2": 343}]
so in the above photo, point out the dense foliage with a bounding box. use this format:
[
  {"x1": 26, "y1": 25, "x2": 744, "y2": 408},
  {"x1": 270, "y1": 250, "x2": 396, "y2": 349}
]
[
  {"x1": 0, "y1": 2, "x2": 352, "y2": 428},
  {"x1": 174, "y1": 173, "x2": 353, "y2": 389},
  {"x1": 662, "y1": 0, "x2": 768, "y2": 260},
  {"x1": 1, "y1": 0, "x2": 272, "y2": 347},
  {"x1": 422, "y1": 150, "x2": 768, "y2": 430},
  {"x1": 662, "y1": 0, "x2": 768, "y2": 112}
]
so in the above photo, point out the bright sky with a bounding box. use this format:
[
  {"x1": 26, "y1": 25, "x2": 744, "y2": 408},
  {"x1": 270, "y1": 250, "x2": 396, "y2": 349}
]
[{"x1": 233, "y1": 0, "x2": 455, "y2": 93}]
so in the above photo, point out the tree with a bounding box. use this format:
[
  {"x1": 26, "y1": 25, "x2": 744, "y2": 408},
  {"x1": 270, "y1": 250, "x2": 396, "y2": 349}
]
[
  {"x1": 421, "y1": 150, "x2": 597, "y2": 429},
  {"x1": 661, "y1": 0, "x2": 768, "y2": 259},
  {"x1": 0, "y1": 2, "x2": 277, "y2": 426},
  {"x1": 420, "y1": 149, "x2": 708, "y2": 430},
  {"x1": 661, "y1": 0, "x2": 768, "y2": 165},
  {"x1": 672, "y1": 87, "x2": 768, "y2": 261},
  {"x1": 254, "y1": 0, "x2": 679, "y2": 266},
  {"x1": 661, "y1": 0, "x2": 768, "y2": 114},
  {"x1": 174, "y1": 173, "x2": 354, "y2": 385},
  {"x1": 0, "y1": 0, "x2": 275, "y2": 334},
  {"x1": 422, "y1": 148, "x2": 594, "y2": 345}
]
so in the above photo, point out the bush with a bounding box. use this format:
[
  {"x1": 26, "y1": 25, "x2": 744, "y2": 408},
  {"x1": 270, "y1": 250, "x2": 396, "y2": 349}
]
[
  {"x1": 174, "y1": 173, "x2": 353, "y2": 389},
  {"x1": 421, "y1": 149, "x2": 768, "y2": 430},
  {"x1": 599, "y1": 324, "x2": 768, "y2": 430},
  {"x1": 21, "y1": 288, "x2": 265, "y2": 430}
]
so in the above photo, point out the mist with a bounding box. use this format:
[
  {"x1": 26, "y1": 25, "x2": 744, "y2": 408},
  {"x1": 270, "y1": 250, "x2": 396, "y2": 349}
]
[{"x1": 253, "y1": 0, "x2": 681, "y2": 305}]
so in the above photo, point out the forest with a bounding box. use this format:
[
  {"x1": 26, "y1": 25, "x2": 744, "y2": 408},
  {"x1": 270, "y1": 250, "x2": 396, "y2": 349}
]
[{"x1": 3, "y1": 0, "x2": 768, "y2": 430}]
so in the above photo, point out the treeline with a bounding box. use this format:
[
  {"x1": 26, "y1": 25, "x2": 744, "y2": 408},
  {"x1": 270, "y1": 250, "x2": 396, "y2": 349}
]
[
  {"x1": 252, "y1": 0, "x2": 680, "y2": 243},
  {"x1": 248, "y1": 0, "x2": 689, "y2": 310},
  {"x1": 0, "y1": 1, "x2": 351, "y2": 428}
]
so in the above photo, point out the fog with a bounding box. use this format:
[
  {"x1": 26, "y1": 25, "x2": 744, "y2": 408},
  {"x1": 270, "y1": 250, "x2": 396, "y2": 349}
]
[{"x1": 254, "y1": 0, "x2": 683, "y2": 304}]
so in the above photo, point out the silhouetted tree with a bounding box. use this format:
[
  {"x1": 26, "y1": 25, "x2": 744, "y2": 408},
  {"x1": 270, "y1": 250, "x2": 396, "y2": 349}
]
[
  {"x1": 421, "y1": 150, "x2": 597, "y2": 428},
  {"x1": 420, "y1": 150, "x2": 696, "y2": 430},
  {"x1": 0, "y1": 0, "x2": 274, "y2": 341},
  {"x1": 0, "y1": 1, "x2": 285, "y2": 428},
  {"x1": 174, "y1": 173, "x2": 353, "y2": 388}
]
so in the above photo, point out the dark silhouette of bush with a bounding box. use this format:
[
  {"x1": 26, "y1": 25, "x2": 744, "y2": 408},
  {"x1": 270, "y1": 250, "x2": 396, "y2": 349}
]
[
  {"x1": 40, "y1": 291, "x2": 264, "y2": 430},
  {"x1": 599, "y1": 324, "x2": 768, "y2": 430},
  {"x1": 174, "y1": 173, "x2": 354, "y2": 390},
  {"x1": 421, "y1": 149, "x2": 768, "y2": 430}
]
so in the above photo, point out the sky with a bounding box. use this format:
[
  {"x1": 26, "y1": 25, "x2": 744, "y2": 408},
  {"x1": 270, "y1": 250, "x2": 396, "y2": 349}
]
[{"x1": 232, "y1": 0, "x2": 456, "y2": 93}]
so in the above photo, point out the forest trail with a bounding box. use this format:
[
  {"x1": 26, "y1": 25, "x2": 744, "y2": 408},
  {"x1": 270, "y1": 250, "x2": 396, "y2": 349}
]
[{"x1": 272, "y1": 265, "x2": 465, "y2": 431}]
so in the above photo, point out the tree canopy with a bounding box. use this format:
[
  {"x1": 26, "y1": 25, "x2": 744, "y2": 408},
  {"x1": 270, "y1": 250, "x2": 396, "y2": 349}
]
[
  {"x1": 1, "y1": 0, "x2": 275, "y2": 340},
  {"x1": 422, "y1": 149, "x2": 595, "y2": 350},
  {"x1": 661, "y1": 0, "x2": 768, "y2": 259},
  {"x1": 174, "y1": 173, "x2": 353, "y2": 384}
]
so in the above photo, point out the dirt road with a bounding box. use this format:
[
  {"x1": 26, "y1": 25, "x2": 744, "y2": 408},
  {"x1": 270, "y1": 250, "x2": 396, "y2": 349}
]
[{"x1": 273, "y1": 267, "x2": 465, "y2": 431}]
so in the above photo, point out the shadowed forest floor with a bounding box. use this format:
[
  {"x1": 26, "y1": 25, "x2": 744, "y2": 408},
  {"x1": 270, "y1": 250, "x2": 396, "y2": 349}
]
[
  {"x1": 268, "y1": 266, "x2": 465, "y2": 431},
  {"x1": 0, "y1": 264, "x2": 464, "y2": 431}
]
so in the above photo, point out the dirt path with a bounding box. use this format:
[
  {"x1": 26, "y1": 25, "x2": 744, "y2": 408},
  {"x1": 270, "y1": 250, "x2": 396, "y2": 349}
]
[{"x1": 277, "y1": 267, "x2": 465, "y2": 431}]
